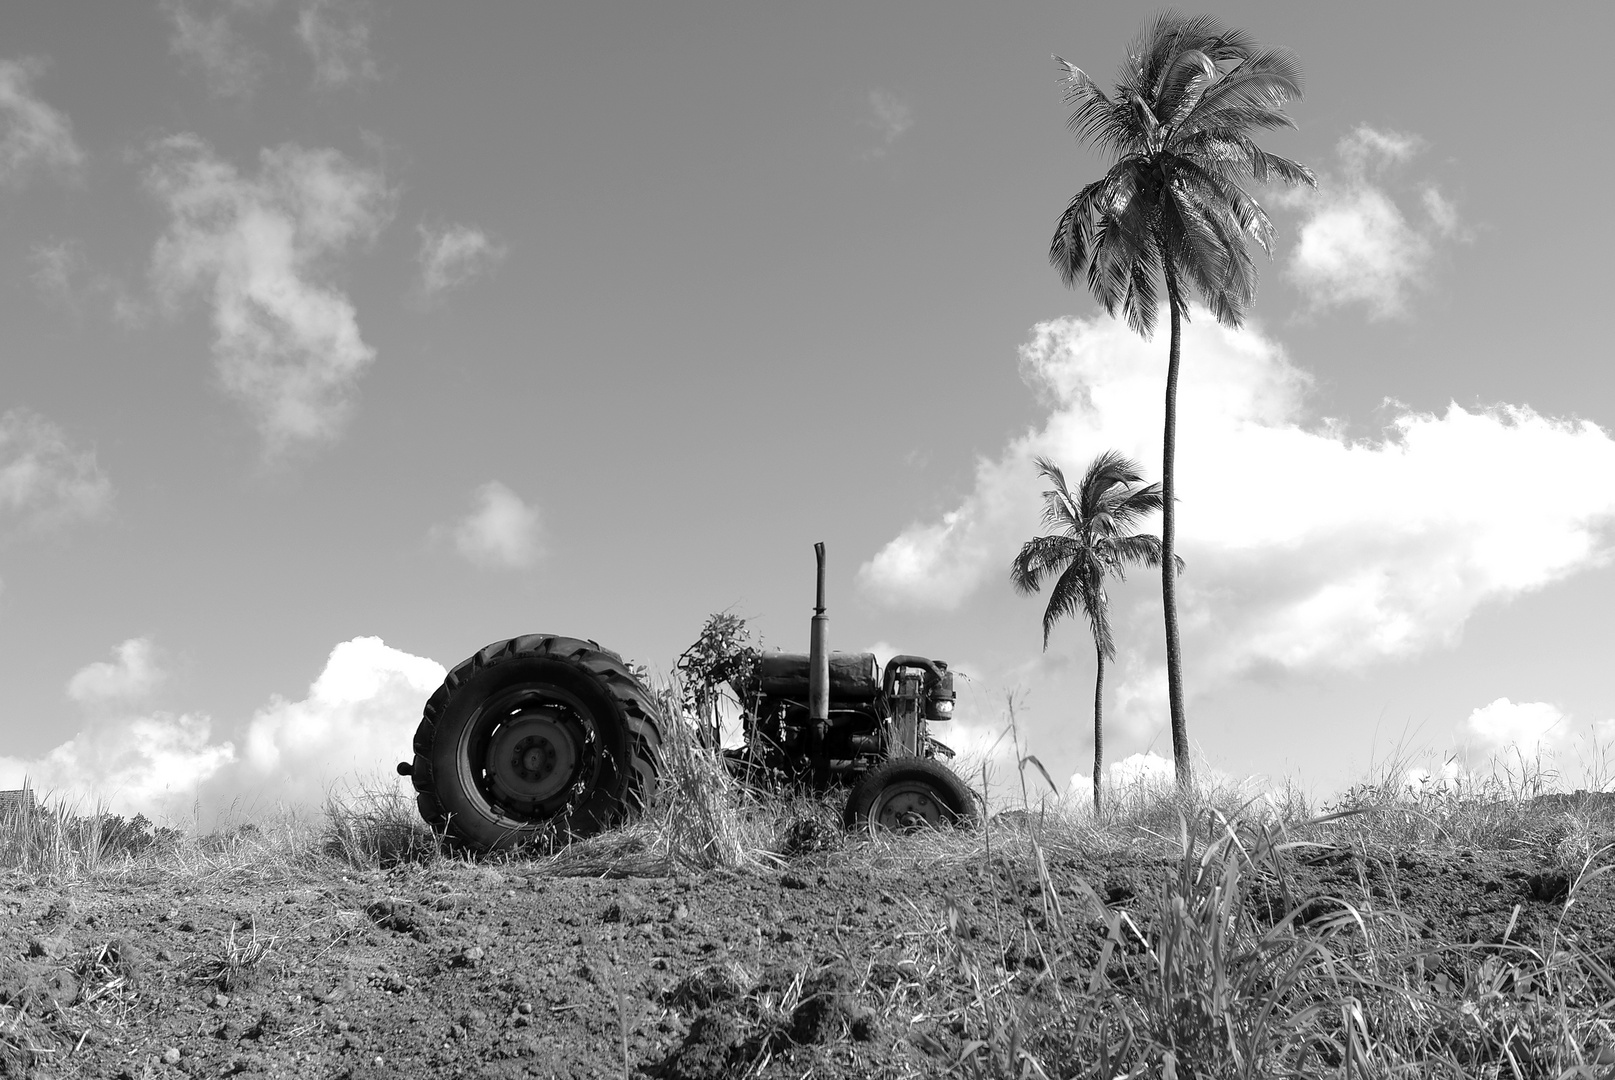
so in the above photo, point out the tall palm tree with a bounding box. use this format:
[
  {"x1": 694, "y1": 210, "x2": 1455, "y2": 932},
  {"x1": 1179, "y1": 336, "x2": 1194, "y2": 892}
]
[
  {"x1": 1048, "y1": 11, "x2": 1313, "y2": 788},
  {"x1": 1011, "y1": 452, "x2": 1178, "y2": 813}
]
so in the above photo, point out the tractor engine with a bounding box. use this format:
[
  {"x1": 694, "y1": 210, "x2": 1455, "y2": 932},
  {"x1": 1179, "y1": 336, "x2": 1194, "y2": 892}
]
[{"x1": 734, "y1": 649, "x2": 956, "y2": 782}]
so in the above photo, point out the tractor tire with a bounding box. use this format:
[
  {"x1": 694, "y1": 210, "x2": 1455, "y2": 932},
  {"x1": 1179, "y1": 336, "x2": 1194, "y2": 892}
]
[
  {"x1": 408, "y1": 635, "x2": 663, "y2": 853},
  {"x1": 844, "y1": 758, "x2": 978, "y2": 833}
]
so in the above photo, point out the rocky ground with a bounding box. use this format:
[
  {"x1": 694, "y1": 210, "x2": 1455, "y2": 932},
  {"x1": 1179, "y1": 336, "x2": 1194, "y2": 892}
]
[{"x1": 4, "y1": 805, "x2": 1615, "y2": 1079}]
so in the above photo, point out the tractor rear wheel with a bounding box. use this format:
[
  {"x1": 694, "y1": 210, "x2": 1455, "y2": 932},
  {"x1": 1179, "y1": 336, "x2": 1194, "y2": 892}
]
[
  {"x1": 407, "y1": 635, "x2": 663, "y2": 853},
  {"x1": 844, "y1": 758, "x2": 977, "y2": 833}
]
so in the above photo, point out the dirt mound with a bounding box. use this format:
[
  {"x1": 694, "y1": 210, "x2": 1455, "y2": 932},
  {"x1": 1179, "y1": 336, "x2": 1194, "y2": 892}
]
[{"x1": 3, "y1": 822, "x2": 1614, "y2": 1078}]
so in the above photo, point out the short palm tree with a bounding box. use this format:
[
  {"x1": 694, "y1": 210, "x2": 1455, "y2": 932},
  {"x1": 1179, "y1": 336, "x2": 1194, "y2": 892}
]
[
  {"x1": 1011, "y1": 452, "x2": 1177, "y2": 813},
  {"x1": 1048, "y1": 11, "x2": 1314, "y2": 788}
]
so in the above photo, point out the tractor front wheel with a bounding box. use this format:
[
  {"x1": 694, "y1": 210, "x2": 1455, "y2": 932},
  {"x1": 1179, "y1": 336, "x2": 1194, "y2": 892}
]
[{"x1": 844, "y1": 758, "x2": 977, "y2": 833}]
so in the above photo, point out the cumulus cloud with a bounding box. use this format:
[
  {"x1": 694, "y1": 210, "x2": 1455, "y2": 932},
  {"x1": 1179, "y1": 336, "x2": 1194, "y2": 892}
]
[
  {"x1": 297, "y1": 0, "x2": 377, "y2": 87},
  {"x1": 0, "y1": 408, "x2": 113, "y2": 531},
  {"x1": 1104, "y1": 751, "x2": 1175, "y2": 790},
  {"x1": 863, "y1": 89, "x2": 912, "y2": 157},
  {"x1": 1405, "y1": 697, "x2": 1615, "y2": 794},
  {"x1": 160, "y1": 0, "x2": 276, "y2": 98},
  {"x1": 0, "y1": 58, "x2": 83, "y2": 186},
  {"x1": 417, "y1": 223, "x2": 507, "y2": 296},
  {"x1": 221, "y1": 637, "x2": 445, "y2": 805},
  {"x1": 0, "y1": 636, "x2": 445, "y2": 821},
  {"x1": 0, "y1": 713, "x2": 237, "y2": 816},
  {"x1": 860, "y1": 313, "x2": 1615, "y2": 737},
  {"x1": 1285, "y1": 125, "x2": 1464, "y2": 319},
  {"x1": 1463, "y1": 698, "x2": 1568, "y2": 759},
  {"x1": 67, "y1": 638, "x2": 167, "y2": 705},
  {"x1": 446, "y1": 481, "x2": 542, "y2": 570},
  {"x1": 146, "y1": 135, "x2": 393, "y2": 455}
]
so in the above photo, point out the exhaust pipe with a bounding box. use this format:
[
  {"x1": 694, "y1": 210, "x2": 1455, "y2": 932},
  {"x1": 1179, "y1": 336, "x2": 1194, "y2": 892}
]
[{"x1": 808, "y1": 542, "x2": 829, "y2": 764}]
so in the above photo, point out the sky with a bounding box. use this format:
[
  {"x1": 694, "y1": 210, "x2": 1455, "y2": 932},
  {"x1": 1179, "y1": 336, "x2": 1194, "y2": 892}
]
[{"x1": 2, "y1": 0, "x2": 1613, "y2": 822}]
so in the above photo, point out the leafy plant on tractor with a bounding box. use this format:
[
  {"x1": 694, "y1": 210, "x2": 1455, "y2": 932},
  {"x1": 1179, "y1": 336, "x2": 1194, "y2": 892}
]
[{"x1": 675, "y1": 612, "x2": 761, "y2": 748}]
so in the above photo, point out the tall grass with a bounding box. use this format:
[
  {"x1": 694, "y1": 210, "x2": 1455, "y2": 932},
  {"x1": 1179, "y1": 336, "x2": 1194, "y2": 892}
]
[{"x1": 895, "y1": 759, "x2": 1615, "y2": 1080}]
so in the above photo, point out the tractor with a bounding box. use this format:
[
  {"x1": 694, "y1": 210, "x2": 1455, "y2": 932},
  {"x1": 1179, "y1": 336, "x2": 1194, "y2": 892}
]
[{"x1": 397, "y1": 543, "x2": 977, "y2": 853}]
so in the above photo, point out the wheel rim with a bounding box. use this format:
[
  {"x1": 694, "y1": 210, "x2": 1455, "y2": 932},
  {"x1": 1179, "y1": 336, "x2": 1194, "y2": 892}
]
[
  {"x1": 870, "y1": 779, "x2": 954, "y2": 831},
  {"x1": 463, "y1": 684, "x2": 601, "y2": 823}
]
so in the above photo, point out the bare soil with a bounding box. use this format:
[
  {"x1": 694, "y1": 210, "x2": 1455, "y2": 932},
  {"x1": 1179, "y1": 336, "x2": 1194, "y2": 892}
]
[{"x1": 4, "y1": 823, "x2": 1614, "y2": 1079}]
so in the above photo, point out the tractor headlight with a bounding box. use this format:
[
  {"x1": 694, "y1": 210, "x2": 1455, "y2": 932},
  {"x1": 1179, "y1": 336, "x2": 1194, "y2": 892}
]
[{"x1": 930, "y1": 699, "x2": 954, "y2": 720}]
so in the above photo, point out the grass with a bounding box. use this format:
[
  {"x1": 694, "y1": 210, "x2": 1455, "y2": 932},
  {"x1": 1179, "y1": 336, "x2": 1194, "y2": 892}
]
[{"x1": 5, "y1": 729, "x2": 1615, "y2": 1079}]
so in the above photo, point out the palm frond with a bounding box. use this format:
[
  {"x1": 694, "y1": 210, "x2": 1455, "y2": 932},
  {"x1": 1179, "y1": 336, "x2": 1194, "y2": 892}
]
[
  {"x1": 1181, "y1": 49, "x2": 1305, "y2": 128},
  {"x1": 1078, "y1": 450, "x2": 1146, "y2": 519},
  {"x1": 1156, "y1": 189, "x2": 1234, "y2": 316},
  {"x1": 1047, "y1": 560, "x2": 1113, "y2": 657},
  {"x1": 1109, "y1": 533, "x2": 1181, "y2": 575},
  {"x1": 1155, "y1": 49, "x2": 1219, "y2": 132},
  {"x1": 1010, "y1": 534, "x2": 1083, "y2": 597},
  {"x1": 1049, "y1": 180, "x2": 1105, "y2": 288},
  {"x1": 1106, "y1": 481, "x2": 1165, "y2": 530},
  {"x1": 1171, "y1": 157, "x2": 1276, "y2": 253},
  {"x1": 1120, "y1": 256, "x2": 1160, "y2": 337}
]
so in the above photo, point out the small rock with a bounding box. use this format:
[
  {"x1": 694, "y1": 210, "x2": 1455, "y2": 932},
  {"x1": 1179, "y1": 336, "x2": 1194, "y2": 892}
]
[
  {"x1": 162, "y1": 1047, "x2": 181, "y2": 1065},
  {"x1": 517, "y1": 1002, "x2": 533, "y2": 1015},
  {"x1": 212, "y1": 992, "x2": 231, "y2": 1008},
  {"x1": 26, "y1": 936, "x2": 71, "y2": 960},
  {"x1": 670, "y1": 902, "x2": 690, "y2": 922},
  {"x1": 451, "y1": 946, "x2": 484, "y2": 968}
]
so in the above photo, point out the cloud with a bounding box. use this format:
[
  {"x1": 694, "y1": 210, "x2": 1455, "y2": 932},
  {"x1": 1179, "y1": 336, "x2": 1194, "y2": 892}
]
[
  {"x1": 29, "y1": 238, "x2": 78, "y2": 300},
  {"x1": 0, "y1": 58, "x2": 84, "y2": 186},
  {"x1": 222, "y1": 637, "x2": 444, "y2": 805},
  {"x1": 30, "y1": 238, "x2": 148, "y2": 324},
  {"x1": 417, "y1": 223, "x2": 507, "y2": 296},
  {"x1": 0, "y1": 712, "x2": 237, "y2": 816},
  {"x1": 446, "y1": 481, "x2": 542, "y2": 570},
  {"x1": 862, "y1": 89, "x2": 912, "y2": 157},
  {"x1": 1104, "y1": 751, "x2": 1175, "y2": 790},
  {"x1": 67, "y1": 638, "x2": 167, "y2": 705},
  {"x1": 1285, "y1": 125, "x2": 1464, "y2": 319},
  {"x1": 0, "y1": 636, "x2": 445, "y2": 821},
  {"x1": 0, "y1": 408, "x2": 113, "y2": 531},
  {"x1": 146, "y1": 135, "x2": 393, "y2": 455},
  {"x1": 160, "y1": 0, "x2": 276, "y2": 98},
  {"x1": 1463, "y1": 698, "x2": 1567, "y2": 759},
  {"x1": 297, "y1": 0, "x2": 377, "y2": 87},
  {"x1": 860, "y1": 313, "x2": 1615, "y2": 735}
]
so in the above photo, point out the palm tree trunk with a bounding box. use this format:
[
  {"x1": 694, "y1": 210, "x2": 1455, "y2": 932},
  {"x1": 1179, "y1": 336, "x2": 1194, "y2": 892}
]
[
  {"x1": 1092, "y1": 640, "x2": 1105, "y2": 815},
  {"x1": 1160, "y1": 258, "x2": 1191, "y2": 790}
]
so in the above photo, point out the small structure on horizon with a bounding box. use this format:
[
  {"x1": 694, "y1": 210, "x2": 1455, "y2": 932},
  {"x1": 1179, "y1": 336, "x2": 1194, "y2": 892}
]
[{"x1": 0, "y1": 785, "x2": 37, "y2": 817}]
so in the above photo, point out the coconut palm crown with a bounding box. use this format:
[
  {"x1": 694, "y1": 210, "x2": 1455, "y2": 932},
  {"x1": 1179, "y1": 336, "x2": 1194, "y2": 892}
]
[
  {"x1": 1050, "y1": 11, "x2": 1314, "y2": 333},
  {"x1": 1048, "y1": 11, "x2": 1313, "y2": 787},
  {"x1": 1011, "y1": 452, "x2": 1181, "y2": 812}
]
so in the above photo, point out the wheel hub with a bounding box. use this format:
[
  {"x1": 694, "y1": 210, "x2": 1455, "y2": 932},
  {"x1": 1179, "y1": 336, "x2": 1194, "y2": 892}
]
[
  {"x1": 485, "y1": 708, "x2": 581, "y2": 807},
  {"x1": 873, "y1": 781, "x2": 947, "y2": 831}
]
